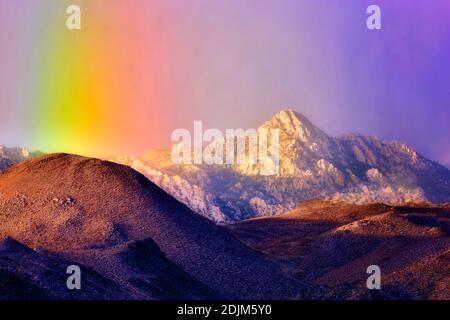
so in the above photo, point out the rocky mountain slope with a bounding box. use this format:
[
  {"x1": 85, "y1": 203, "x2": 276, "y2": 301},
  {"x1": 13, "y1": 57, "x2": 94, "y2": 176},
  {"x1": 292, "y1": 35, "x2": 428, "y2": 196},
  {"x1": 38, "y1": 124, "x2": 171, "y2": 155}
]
[
  {"x1": 0, "y1": 153, "x2": 298, "y2": 299},
  {"x1": 227, "y1": 200, "x2": 450, "y2": 299},
  {"x1": 114, "y1": 110, "x2": 450, "y2": 223}
]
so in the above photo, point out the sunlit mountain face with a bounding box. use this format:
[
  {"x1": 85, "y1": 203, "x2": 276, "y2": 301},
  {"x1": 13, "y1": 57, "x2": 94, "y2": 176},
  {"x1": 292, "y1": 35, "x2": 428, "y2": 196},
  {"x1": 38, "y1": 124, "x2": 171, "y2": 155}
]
[{"x1": 113, "y1": 110, "x2": 450, "y2": 224}]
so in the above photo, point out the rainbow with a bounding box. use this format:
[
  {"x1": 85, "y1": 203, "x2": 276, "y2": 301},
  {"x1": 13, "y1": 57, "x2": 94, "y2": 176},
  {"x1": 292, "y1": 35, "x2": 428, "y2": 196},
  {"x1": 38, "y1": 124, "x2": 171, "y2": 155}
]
[
  {"x1": 1, "y1": 1, "x2": 449, "y2": 165},
  {"x1": 24, "y1": 1, "x2": 172, "y2": 157}
]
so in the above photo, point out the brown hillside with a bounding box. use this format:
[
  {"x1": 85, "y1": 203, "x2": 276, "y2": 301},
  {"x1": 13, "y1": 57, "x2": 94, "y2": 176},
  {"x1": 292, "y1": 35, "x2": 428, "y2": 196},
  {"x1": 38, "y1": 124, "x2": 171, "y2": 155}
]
[
  {"x1": 228, "y1": 200, "x2": 450, "y2": 299},
  {"x1": 0, "y1": 153, "x2": 298, "y2": 299}
]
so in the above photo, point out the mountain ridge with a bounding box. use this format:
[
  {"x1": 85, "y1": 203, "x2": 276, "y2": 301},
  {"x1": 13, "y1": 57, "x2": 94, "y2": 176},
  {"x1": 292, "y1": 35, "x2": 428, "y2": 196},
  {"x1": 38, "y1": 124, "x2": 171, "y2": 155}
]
[
  {"x1": 0, "y1": 153, "x2": 298, "y2": 299},
  {"x1": 227, "y1": 200, "x2": 450, "y2": 299},
  {"x1": 113, "y1": 109, "x2": 450, "y2": 223}
]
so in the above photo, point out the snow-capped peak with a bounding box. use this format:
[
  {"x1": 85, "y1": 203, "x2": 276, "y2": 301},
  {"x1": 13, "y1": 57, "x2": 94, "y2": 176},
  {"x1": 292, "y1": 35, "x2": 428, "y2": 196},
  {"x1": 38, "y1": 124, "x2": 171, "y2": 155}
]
[
  {"x1": 113, "y1": 108, "x2": 450, "y2": 223},
  {"x1": 260, "y1": 109, "x2": 329, "y2": 144}
]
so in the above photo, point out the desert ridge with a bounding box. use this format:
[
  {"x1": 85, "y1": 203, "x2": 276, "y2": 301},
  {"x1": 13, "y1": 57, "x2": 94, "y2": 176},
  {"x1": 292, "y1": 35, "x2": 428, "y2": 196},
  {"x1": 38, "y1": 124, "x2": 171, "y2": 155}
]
[{"x1": 0, "y1": 153, "x2": 298, "y2": 299}]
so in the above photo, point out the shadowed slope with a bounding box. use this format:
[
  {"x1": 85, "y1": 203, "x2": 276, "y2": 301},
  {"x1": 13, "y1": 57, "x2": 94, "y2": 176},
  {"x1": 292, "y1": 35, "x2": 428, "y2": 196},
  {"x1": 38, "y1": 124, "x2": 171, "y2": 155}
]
[
  {"x1": 228, "y1": 200, "x2": 450, "y2": 299},
  {"x1": 0, "y1": 157, "x2": 12, "y2": 171},
  {"x1": 0, "y1": 236, "x2": 127, "y2": 300}
]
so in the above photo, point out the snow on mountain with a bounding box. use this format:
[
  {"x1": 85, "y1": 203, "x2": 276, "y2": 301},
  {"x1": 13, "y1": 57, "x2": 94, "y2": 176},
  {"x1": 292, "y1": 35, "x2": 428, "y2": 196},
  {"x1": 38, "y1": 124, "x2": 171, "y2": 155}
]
[
  {"x1": 113, "y1": 109, "x2": 450, "y2": 223},
  {"x1": 116, "y1": 155, "x2": 228, "y2": 223},
  {"x1": 0, "y1": 145, "x2": 36, "y2": 171}
]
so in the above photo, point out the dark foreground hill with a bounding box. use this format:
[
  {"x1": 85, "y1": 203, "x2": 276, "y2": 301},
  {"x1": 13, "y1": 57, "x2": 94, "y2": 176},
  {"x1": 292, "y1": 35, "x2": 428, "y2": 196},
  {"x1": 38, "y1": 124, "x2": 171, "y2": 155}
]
[
  {"x1": 0, "y1": 153, "x2": 298, "y2": 299},
  {"x1": 228, "y1": 200, "x2": 450, "y2": 299}
]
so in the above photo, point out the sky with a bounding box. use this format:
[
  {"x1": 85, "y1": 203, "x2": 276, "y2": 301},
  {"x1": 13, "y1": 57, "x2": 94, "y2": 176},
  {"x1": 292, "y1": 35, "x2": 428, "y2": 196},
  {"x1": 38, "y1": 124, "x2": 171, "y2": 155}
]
[{"x1": 0, "y1": 0, "x2": 449, "y2": 166}]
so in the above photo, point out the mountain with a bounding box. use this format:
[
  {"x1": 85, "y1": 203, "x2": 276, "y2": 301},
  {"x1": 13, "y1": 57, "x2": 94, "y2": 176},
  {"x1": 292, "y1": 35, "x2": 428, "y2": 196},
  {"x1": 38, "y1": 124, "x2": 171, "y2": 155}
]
[
  {"x1": 114, "y1": 109, "x2": 450, "y2": 223},
  {"x1": 0, "y1": 153, "x2": 298, "y2": 299},
  {"x1": 0, "y1": 145, "x2": 40, "y2": 171},
  {"x1": 227, "y1": 200, "x2": 450, "y2": 299}
]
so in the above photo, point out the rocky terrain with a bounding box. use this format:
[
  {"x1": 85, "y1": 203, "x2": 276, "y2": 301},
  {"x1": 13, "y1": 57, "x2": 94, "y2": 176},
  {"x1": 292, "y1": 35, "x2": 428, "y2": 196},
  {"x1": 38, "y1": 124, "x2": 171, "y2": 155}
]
[
  {"x1": 228, "y1": 200, "x2": 450, "y2": 299},
  {"x1": 1, "y1": 110, "x2": 449, "y2": 300},
  {"x1": 0, "y1": 153, "x2": 448, "y2": 300},
  {"x1": 0, "y1": 153, "x2": 298, "y2": 299},
  {"x1": 114, "y1": 110, "x2": 450, "y2": 223}
]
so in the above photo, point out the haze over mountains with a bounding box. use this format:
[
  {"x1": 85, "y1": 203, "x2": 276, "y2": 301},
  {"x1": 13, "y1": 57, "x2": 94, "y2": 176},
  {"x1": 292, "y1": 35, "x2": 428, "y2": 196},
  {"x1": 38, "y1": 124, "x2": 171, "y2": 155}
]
[{"x1": 114, "y1": 110, "x2": 450, "y2": 223}]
